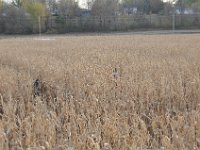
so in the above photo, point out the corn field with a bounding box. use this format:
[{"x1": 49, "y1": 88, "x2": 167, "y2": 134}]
[{"x1": 0, "y1": 34, "x2": 200, "y2": 150}]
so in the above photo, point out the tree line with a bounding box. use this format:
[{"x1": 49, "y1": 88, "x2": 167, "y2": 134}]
[
  {"x1": 0, "y1": 0, "x2": 199, "y2": 17},
  {"x1": 0, "y1": 0, "x2": 200, "y2": 34}
]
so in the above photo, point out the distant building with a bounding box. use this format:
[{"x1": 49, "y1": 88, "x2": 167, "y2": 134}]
[
  {"x1": 51, "y1": 9, "x2": 59, "y2": 16},
  {"x1": 123, "y1": 6, "x2": 138, "y2": 15},
  {"x1": 76, "y1": 8, "x2": 91, "y2": 17},
  {"x1": 176, "y1": 8, "x2": 194, "y2": 14}
]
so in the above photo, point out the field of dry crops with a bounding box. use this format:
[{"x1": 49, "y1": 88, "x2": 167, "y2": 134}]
[{"x1": 0, "y1": 34, "x2": 200, "y2": 150}]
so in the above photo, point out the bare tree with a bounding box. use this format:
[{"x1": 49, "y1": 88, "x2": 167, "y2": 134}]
[
  {"x1": 12, "y1": 0, "x2": 23, "y2": 8},
  {"x1": 121, "y1": 0, "x2": 164, "y2": 14},
  {"x1": 86, "y1": 0, "x2": 94, "y2": 10},
  {"x1": 163, "y1": 1, "x2": 173, "y2": 14},
  {"x1": 58, "y1": 0, "x2": 79, "y2": 17},
  {"x1": 1, "y1": 5, "x2": 32, "y2": 33},
  {"x1": 46, "y1": 0, "x2": 58, "y2": 14},
  {"x1": 121, "y1": 0, "x2": 148, "y2": 13},
  {"x1": 0, "y1": 0, "x2": 3, "y2": 12},
  {"x1": 150, "y1": 0, "x2": 164, "y2": 14},
  {"x1": 91, "y1": 0, "x2": 119, "y2": 16}
]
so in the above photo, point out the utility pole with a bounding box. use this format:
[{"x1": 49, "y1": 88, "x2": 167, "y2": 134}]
[
  {"x1": 38, "y1": 16, "x2": 41, "y2": 36},
  {"x1": 172, "y1": 8, "x2": 175, "y2": 32},
  {"x1": 172, "y1": 0, "x2": 177, "y2": 32}
]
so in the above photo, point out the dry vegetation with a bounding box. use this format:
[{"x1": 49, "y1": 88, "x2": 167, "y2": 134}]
[{"x1": 0, "y1": 34, "x2": 200, "y2": 150}]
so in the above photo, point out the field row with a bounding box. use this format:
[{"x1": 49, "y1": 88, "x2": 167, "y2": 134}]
[{"x1": 0, "y1": 35, "x2": 200, "y2": 149}]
